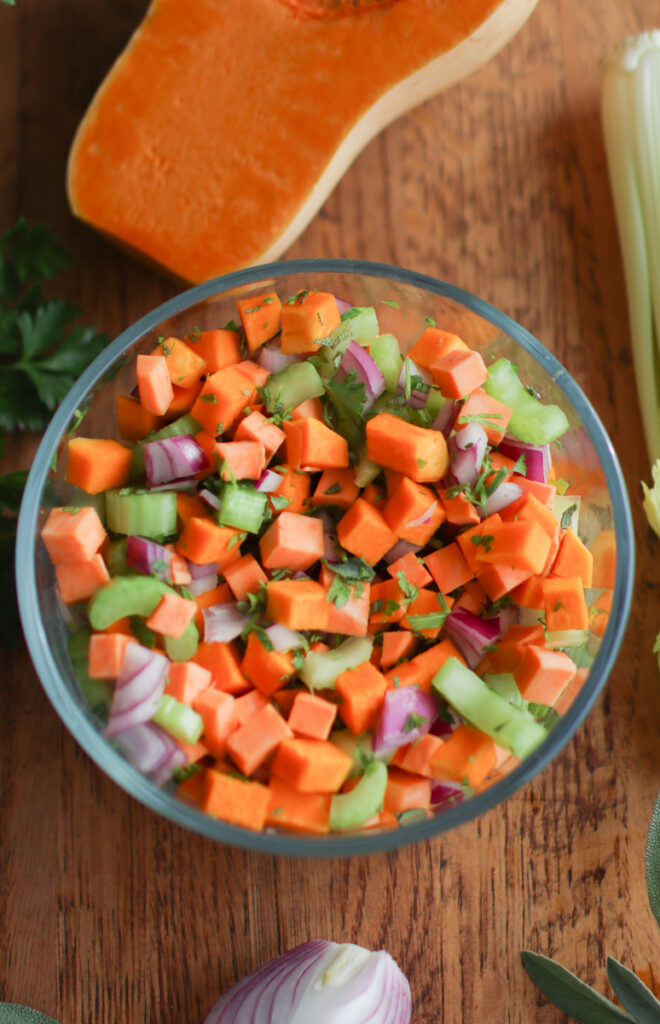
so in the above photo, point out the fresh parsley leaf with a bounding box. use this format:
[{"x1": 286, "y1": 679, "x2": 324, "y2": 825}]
[
  {"x1": 403, "y1": 712, "x2": 428, "y2": 732},
  {"x1": 0, "y1": 220, "x2": 107, "y2": 432},
  {"x1": 324, "y1": 482, "x2": 342, "y2": 495},
  {"x1": 396, "y1": 570, "x2": 418, "y2": 606},
  {"x1": 326, "y1": 574, "x2": 352, "y2": 608},
  {"x1": 323, "y1": 557, "x2": 374, "y2": 582}
]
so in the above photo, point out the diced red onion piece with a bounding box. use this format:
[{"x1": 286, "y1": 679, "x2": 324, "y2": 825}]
[
  {"x1": 257, "y1": 336, "x2": 300, "y2": 373},
  {"x1": 431, "y1": 398, "x2": 459, "y2": 438},
  {"x1": 397, "y1": 357, "x2": 432, "y2": 410},
  {"x1": 431, "y1": 780, "x2": 465, "y2": 808},
  {"x1": 187, "y1": 559, "x2": 221, "y2": 579},
  {"x1": 203, "y1": 602, "x2": 250, "y2": 643},
  {"x1": 125, "y1": 536, "x2": 171, "y2": 582},
  {"x1": 115, "y1": 722, "x2": 186, "y2": 783},
  {"x1": 429, "y1": 716, "x2": 454, "y2": 739},
  {"x1": 105, "y1": 642, "x2": 169, "y2": 738},
  {"x1": 265, "y1": 623, "x2": 305, "y2": 651},
  {"x1": 443, "y1": 607, "x2": 501, "y2": 670},
  {"x1": 256, "y1": 468, "x2": 284, "y2": 493},
  {"x1": 202, "y1": 940, "x2": 411, "y2": 1024},
  {"x1": 143, "y1": 434, "x2": 209, "y2": 486},
  {"x1": 148, "y1": 478, "x2": 197, "y2": 493},
  {"x1": 448, "y1": 423, "x2": 488, "y2": 485},
  {"x1": 403, "y1": 500, "x2": 438, "y2": 531},
  {"x1": 324, "y1": 534, "x2": 342, "y2": 562},
  {"x1": 341, "y1": 340, "x2": 386, "y2": 408},
  {"x1": 334, "y1": 297, "x2": 353, "y2": 315},
  {"x1": 199, "y1": 487, "x2": 222, "y2": 510},
  {"x1": 483, "y1": 481, "x2": 523, "y2": 517},
  {"x1": 383, "y1": 539, "x2": 422, "y2": 564},
  {"x1": 187, "y1": 574, "x2": 218, "y2": 598},
  {"x1": 372, "y1": 687, "x2": 439, "y2": 753},
  {"x1": 492, "y1": 602, "x2": 520, "y2": 636},
  {"x1": 498, "y1": 435, "x2": 551, "y2": 483}
]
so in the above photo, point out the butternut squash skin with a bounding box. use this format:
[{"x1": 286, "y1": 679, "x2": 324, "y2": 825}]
[{"x1": 67, "y1": 0, "x2": 538, "y2": 284}]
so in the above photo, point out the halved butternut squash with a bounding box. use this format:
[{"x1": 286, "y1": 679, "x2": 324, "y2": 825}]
[{"x1": 67, "y1": 0, "x2": 538, "y2": 283}]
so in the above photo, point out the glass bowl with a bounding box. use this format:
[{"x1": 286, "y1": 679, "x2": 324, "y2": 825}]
[{"x1": 16, "y1": 258, "x2": 634, "y2": 856}]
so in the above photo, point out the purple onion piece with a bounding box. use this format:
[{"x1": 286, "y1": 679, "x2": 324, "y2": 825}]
[
  {"x1": 372, "y1": 688, "x2": 439, "y2": 754},
  {"x1": 498, "y1": 435, "x2": 551, "y2": 483},
  {"x1": 255, "y1": 468, "x2": 284, "y2": 493},
  {"x1": 334, "y1": 297, "x2": 353, "y2": 315},
  {"x1": 143, "y1": 434, "x2": 209, "y2": 486},
  {"x1": 483, "y1": 480, "x2": 523, "y2": 518},
  {"x1": 257, "y1": 337, "x2": 300, "y2": 373},
  {"x1": 341, "y1": 340, "x2": 386, "y2": 408},
  {"x1": 199, "y1": 487, "x2": 222, "y2": 511},
  {"x1": 431, "y1": 780, "x2": 465, "y2": 808},
  {"x1": 431, "y1": 398, "x2": 459, "y2": 438},
  {"x1": 187, "y1": 559, "x2": 221, "y2": 580},
  {"x1": 203, "y1": 602, "x2": 250, "y2": 643},
  {"x1": 126, "y1": 535, "x2": 171, "y2": 582},
  {"x1": 105, "y1": 642, "x2": 169, "y2": 738},
  {"x1": 265, "y1": 623, "x2": 305, "y2": 652},
  {"x1": 443, "y1": 607, "x2": 502, "y2": 670},
  {"x1": 397, "y1": 357, "x2": 433, "y2": 409},
  {"x1": 115, "y1": 722, "x2": 186, "y2": 783},
  {"x1": 448, "y1": 423, "x2": 488, "y2": 485},
  {"x1": 187, "y1": 574, "x2": 219, "y2": 598},
  {"x1": 383, "y1": 539, "x2": 423, "y2": 564}
]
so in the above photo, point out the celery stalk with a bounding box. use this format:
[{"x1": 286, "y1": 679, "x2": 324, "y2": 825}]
[{"x1": 601, "y1": 32, "x2": 660, "y2": 468}]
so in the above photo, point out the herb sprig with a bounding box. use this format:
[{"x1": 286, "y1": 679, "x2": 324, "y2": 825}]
[{"x1": 0, "y1": 219, "x2": 107, "y2": 648}]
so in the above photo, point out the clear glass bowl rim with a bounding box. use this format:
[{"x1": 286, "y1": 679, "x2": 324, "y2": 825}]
[{"x1": 16, "y1": 257, "x2": 635, "y2": 857}]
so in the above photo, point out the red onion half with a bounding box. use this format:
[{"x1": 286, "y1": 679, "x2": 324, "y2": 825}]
[
  {"x1": 105, "y1": 642, "x2": 169, "y2": 738},
  {"x1": 448, "y1": 423, "x2": 488, "y2": 485},
  {"x1": 202, "y1": 940, "x2": 411, "y2": 1024},
  {"x1": 143, "y1": 434, "x2": 209, "y2": 486},
  {"x1": 341, "y1": 341, "x2": 386, "y2": 409}
]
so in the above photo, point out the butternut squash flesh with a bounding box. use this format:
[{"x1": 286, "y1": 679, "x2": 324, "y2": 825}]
[{"x1": 67, "y1": 0, "x2": 538, "y2": 283}]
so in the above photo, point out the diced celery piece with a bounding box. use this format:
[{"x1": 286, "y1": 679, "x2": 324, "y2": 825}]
[
  {"x1": 88, "y1": 574, "x2": 199, "y2": 661},
  {"x1": 484, "y1": 358, "x2": 569, "y2": 445},
  {"x1": 216, "y1": 483, "x2": 267, "y2": 534},
  {"x1": 153, "y1": 694, "x2": 204, "y2": 744},
  {"x1": 337, "y1": 306, "x2": 380, "y2": 347},
  {"x1": 131, "y1": 413, "x2": 202, "y2": 478},
  {"x1": 329, "y1": 760, "x2": 387, "y2": 831},
  {"x1": 482, "y1": 673, "x2": 524, "y2": 707},
  {"x1": 369, "y1": 334, "x2": 402, "y2": 392},
  {"x1": 300, "y1": 637, "x2": 373, "y2": 690},
  {"x1": 68, "y1": 629, "x2": 112, "y2": 719},
  {"x1": 65, "y1": 487, "x2": 107, "y2": 523},
  {"x1": 105, "y1": 538, "x2": 129, "y2": 576},
  {"x1": 552, "y1": 494, "x2": 581, "y2": 532},
  {"x1": 432, "y1": 656, "x2": 548, "y2": 760},
  {"x1": 517, "y1": 607, "x2": 545, "y2": 628},
  {"x1": 330, "y1": 730, "x2": 394, "y2": 777},
  {"x1": 105, "y1": 488, "x2": 177, "y2": 539},
  {"x1": 544, "y1": 629, "x2": 589, "y2": 649},
  {"x1": 424, "y1": 387, "x2": 446, "y2": 420},
  {"x1": 353, "y1": 454, "x2": 381, "y2": 488},
  {"x1": 264, "y1": 362, "x2": 325, "y2": 414}
]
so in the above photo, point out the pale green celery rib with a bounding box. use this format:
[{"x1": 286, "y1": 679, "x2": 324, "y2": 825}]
[{"x1": 601, "y1": 32, "x2": 660, "y2": 465}]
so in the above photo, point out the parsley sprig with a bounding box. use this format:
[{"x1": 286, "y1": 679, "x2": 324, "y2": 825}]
[
  {"x1": 0, "y1": 219, "x2": 108, "y2": 431},
  {"x1": 0, "y1": 219, "x2": 108, "y2": 648}
]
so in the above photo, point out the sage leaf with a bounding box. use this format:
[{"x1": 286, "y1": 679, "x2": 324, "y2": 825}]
[
  {"x1": 521, "y1": 951, "x2": 635, "y2": 1024},
  {"x1": 0, "y1": 1006, "x2": 61, "y2": 1024},
  {"x1": 607, "y1": 958, "x2": 660, "y2": 1024},
  {"x1": 646, "y1": 790, "x2": 660, "y2": 932}
]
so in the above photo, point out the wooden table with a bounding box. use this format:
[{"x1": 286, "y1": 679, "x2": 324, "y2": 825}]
[{"x1": 2, "y1": 1, "x2": 660, "y2": 1020}]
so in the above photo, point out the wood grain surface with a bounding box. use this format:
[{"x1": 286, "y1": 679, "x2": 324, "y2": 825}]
[{"x1": 2, "y1": 1, "x2": 660, "y2": 1021}]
